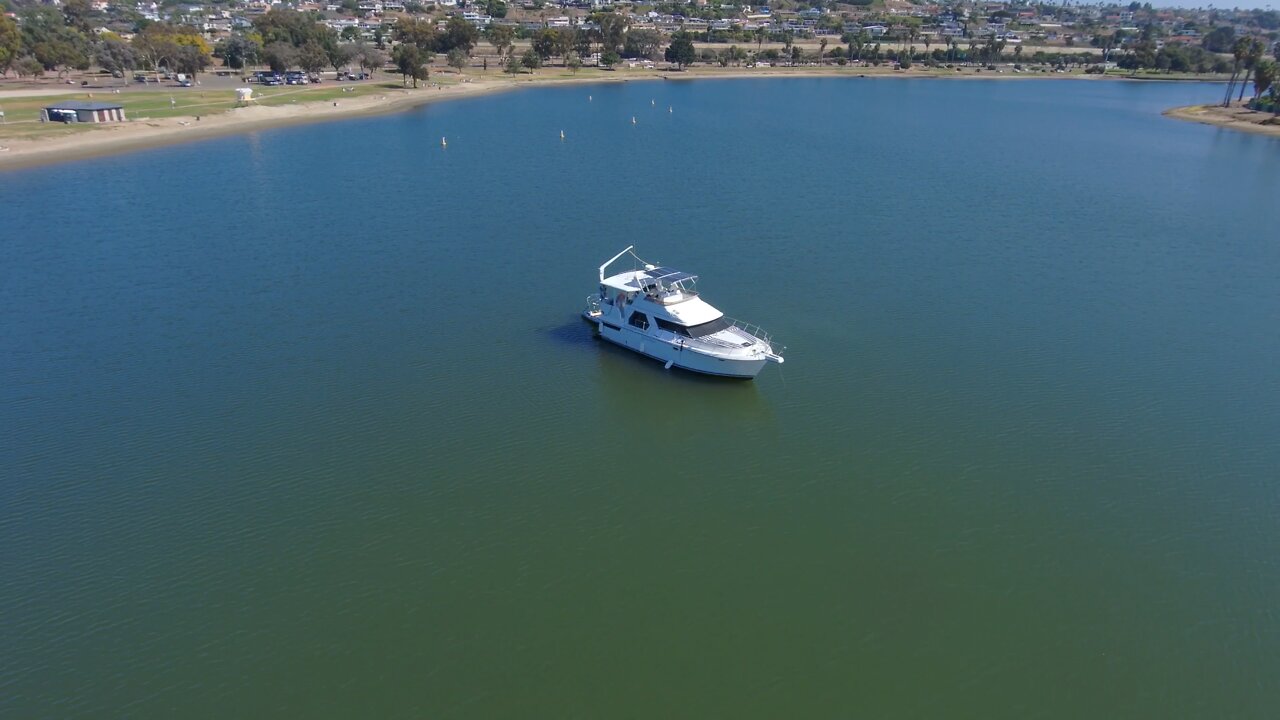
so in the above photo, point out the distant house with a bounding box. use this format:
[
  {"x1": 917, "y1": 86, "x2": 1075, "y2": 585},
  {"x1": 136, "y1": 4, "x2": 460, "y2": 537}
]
[{"x1": 42, "y1": 101, "x2": 126, "y2": 124}]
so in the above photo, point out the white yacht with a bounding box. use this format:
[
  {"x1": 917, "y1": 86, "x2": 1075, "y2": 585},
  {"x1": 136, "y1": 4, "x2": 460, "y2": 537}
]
[{"x1": 583, "y1": 247, "x2": 784, "y2": 379}]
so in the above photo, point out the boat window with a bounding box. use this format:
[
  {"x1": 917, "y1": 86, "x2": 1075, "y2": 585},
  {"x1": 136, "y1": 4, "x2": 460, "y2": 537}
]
[
  {"x1": 655, "y1": 318, "x2": 690, "y2": 337},
  {"x1": 628, "y1": 311, "x2": 649, "y2": 330},
  {"x1": 685, "y1": 317, "x2": 732, "y2": 338}
]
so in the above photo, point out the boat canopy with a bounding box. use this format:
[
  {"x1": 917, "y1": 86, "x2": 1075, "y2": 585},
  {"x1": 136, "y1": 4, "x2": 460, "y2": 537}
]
[
  {"x1": 640, "y1": 267, "x2": 697, "y2": 288},
  {"x1": 600, "y1": 267, "x2": 698, "y2": 293}
]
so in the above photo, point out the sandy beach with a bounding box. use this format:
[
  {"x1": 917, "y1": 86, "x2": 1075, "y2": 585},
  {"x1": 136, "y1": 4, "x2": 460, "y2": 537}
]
[
  {"x1": 1163, "y1": 103, "x2": 1280, "y2": 138},
  {"x1": 0, "y1": 79, "x2": 520, "y2": 171},
  {"x1": 0, "y1": 68, "x2": 1238, "y2": 171}
]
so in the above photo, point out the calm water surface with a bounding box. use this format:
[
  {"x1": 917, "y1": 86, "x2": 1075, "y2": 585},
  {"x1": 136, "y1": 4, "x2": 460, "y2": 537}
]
[{"x1": 2, "y1": 78, "x2": 1279, "y2": 717}]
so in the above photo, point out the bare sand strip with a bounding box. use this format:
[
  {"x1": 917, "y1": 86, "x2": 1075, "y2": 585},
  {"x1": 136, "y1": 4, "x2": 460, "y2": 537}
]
[{"x1": 1164, "y1": 104, "x2": 1280, "y2": 138}]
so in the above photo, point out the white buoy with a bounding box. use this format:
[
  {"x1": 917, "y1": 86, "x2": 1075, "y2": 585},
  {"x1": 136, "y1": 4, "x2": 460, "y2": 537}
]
[
  {"x1": 588, "y1": 95, "x2": 592, "y2": 101},
  {"x1": 651, "y1": 99, "x2": 655, "y2": 106},
  {"x1": 668, "y1": 106, "x2": 673, "y2": 113},
  {"x1": 631, "y1": 116, "x2": 636, "y2": 124},
  {"x1": 441, "y1": 136, "x2": 447, "y2": 148},
  {"x1": 560, "y1": 129, "x2": 565, "y2": 140}
]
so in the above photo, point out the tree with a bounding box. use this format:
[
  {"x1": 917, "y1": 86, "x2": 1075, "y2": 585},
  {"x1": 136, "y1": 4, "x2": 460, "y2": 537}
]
[
  {"x1": 132, "y1": 23, "x2": 210, "y2": 82},
  {"x1": 353, "y1": 42, "x2": 386, "y2": 76},
  {"x1": 595, "y1": 12, "x2": 628, "y2": 54},
  {"x1": 0, "y1": 14, "x2": 22, "y2": 77},
  {"x1": 1253, "y1": 59, "x2": 1276, "y2": 101},
  {"x1": 32, "y1": 38, "x2": 90, "y2": 77},
  {"x1": 521, "y1": 48, "x2": 541, "y2": 71},
  {"x1": 324, "y1": 41, "x2": 353, "y2": 74},
  {"x1": 341, "y1": 26, "x2": 361, "y2": 43},
  {"x1": 298, "y1": 41, "x2": 329, "y2": 75},
  {"x1": 665, "y1": 32, "x2": 696, "y2": 70},
  {"x1": 819, "y1": 38, "x2": 828, "y2": 65},
  {"x1": 1202, "y1": 26, "x2": 1235, "y2": 54},
  {"x1": 392, "y1": 43, "x2": 428, "y2": 87},
  {"x1": 394, "y1": 18, "x2": 438, "y2": 53},
  {"x1": 600, "y1": 50, "x2": 620, "y2": 69},
  {"x1": 504, "y1": 54, "x2": 521, "y2": 75},
  {"x1": 1238, "y1": 38, "x2": 1265, "y2": 102},
  {"x1": 174, "y1": 44, "x2": 211, "y2": 78},
  {"x1": 567, "y1": 54, "x2": 581, "y2": 74},
  {"x1": 574, "y1": 28, "x2": 595, "y2": 59},
  {"x1": 623, "y1": 29, "x2": 662, "y2": 60},
  {"x1": 21, "y1": 7, "x2": 91, "y2": 77},
  {"x1": 96, "y1": 37, "x2": 136, "y2": 83},
  {"x1": 253, "y1": 9, "x2": 325, "y2": 48},
  {"x1": 487, "y1": 25, "x2": 514, "y2": 57},
  {"x1": 61, "y1": 0, "x2": 94, "y2": 36},
  {"x1": 15, "y1": 55, "x2": 43, "y2": 78},
  {"x1": 439, "y1": 16, "x2": 478, "y2": 55},
  {"x1": 215, "y1": 33, "x2": 263, "y2": 71},
  {"x1": 447, "y1": 47, "x2": 467, "y2": 73},
  {"x1": 532, "y1": 29, "x2": 556, "y2": 61},
  {"x1": 484, "y1": 0, "x2": 508, "y2": 19},
  {"x1": 552, "y1": 27, "x2": 575, "y2": 66},
  {"x1": 1225, "y1": 37, "x2": 1250, "y2": 106},
  {"x1": 263, "y1": 41, "x2": 297, "y2": 72}
]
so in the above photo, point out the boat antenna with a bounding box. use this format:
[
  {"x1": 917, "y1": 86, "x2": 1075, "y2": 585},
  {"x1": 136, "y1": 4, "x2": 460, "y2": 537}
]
[{"x1": 626, "y1": 247, "x2": 653, "y2": 268}]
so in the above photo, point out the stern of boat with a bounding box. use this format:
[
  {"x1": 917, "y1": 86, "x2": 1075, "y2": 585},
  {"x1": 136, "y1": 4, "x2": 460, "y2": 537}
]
[{"x1": 582, "y1": 294, "x2": 603, "y2": 323}]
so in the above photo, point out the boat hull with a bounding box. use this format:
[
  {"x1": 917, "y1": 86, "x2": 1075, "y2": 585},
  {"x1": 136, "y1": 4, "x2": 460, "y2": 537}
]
[{"x1": 592, "y1": 319, "x2": 768, "y2": 379}]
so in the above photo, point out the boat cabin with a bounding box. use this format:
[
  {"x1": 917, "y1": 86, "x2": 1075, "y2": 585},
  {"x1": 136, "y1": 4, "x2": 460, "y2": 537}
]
[{"x1": 599, "y1": 265, "x2": 725, "y2": 334}]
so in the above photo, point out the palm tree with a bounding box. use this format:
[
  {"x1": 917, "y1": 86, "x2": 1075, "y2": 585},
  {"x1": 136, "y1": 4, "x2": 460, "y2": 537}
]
[
  {"x1": 1238, "y1": 38, "x2": 1265, "y2": 103},
  {"x1": 819, "y1": 38, "x2": 828, "y2": 65},
  {"x1": 1252, "y1": 59, "x2": 1275, "y2": 105},
  {"x1": 1224, "y1": 37, "x2": 1249, "y2": 106}
]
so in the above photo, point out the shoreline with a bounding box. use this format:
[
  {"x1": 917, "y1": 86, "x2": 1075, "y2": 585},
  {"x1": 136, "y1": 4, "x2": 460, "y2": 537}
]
[
  {"x1": 1163, "y1": 103, "x2": 1280, "y2": 138},
  {"x1": 0, "y1": 79, "x2": 522, "y2": 172},
  {"x1": 0, "y1": 69, "x2": 1232, "y2": 171}
]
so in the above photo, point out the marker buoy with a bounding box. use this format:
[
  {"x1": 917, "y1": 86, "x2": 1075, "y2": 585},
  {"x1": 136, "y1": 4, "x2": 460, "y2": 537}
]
[
  {"x1": 441, "y1": 136, "x2": 447, "y2": 148},
  {"x1": 560, "y1": 130, "x2": 565, "y2": 140},
  {"x1": 631, "y1": 116, "x2": 636, "y2": 124}
]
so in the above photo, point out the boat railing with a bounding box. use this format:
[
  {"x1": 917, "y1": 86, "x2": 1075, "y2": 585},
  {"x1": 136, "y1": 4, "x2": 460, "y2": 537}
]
[
  {"x1": 723, "y1": 317, "x2": 779, "y2": 350},
  {"x1": 584, "y1": 295, "x2": 602, "y2": 316},
  {"x1": 666, "y1": 319, "x2": 783, "y2": 356}
]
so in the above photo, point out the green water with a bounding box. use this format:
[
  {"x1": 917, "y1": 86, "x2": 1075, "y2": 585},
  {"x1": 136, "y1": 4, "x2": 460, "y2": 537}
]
[{"x1": 2, "y1": 78, "x2": 1278, "y2": 717}]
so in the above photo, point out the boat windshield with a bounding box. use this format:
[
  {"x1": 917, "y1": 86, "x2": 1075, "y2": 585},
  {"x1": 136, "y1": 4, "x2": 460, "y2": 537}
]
[
  {"x1": 652, "y1": 316, "x2": 734, "y2": 339},
  {"x1": 686, "y1": 317, "x2": 732, "y2": 338}
]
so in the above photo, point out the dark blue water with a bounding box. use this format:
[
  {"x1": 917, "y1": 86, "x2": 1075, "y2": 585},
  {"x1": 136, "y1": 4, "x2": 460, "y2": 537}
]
[{"x1": 3, "y1": 78, "x2": 1278, "y2": 717}]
